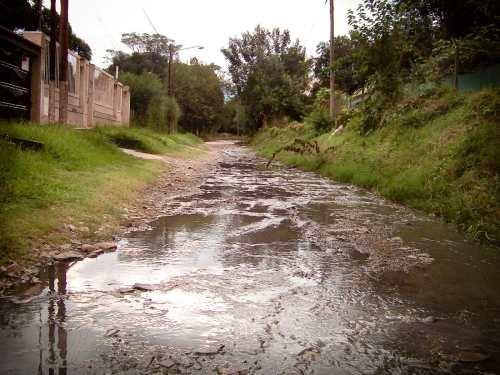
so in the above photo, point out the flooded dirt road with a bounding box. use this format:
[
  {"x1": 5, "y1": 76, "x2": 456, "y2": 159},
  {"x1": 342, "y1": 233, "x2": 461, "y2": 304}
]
[{"x1": 1, "y1": 142, "x2": 500, "y2": 374}]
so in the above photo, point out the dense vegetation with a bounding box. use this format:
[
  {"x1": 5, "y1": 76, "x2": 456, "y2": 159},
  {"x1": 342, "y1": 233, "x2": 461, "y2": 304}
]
[
  {"x1": 252, "y1": 86, "x2": 499, "y2": 243},
  {"x1": 107, "y1": 33, "x2": 225, "y2": 134},
  {"x1": 0, "y1": 124, "x2": 201, "y2": 264}
]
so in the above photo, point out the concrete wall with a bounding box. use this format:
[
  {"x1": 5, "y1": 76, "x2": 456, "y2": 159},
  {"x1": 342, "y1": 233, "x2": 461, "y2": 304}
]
[{"x1": 23, "y1": 31, "x2": 129, "y2": 127}]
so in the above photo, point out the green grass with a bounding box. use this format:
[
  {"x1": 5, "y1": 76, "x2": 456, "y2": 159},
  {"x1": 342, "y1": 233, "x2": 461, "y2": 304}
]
[
  {"x1": 0, "y1": 124, "x2": 202, "y2": 265},
  {"x1": 95, "y1": 126, "x2": 201, "y2": 154},
  {"x1": 252, "y1": 87, "x2": 500, "y2": 243}
]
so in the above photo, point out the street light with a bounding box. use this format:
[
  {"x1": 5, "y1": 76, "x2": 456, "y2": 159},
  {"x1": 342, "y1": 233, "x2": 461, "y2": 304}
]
[{"x1": 167, "y1": 44, "x2": 204, "y2": 97}]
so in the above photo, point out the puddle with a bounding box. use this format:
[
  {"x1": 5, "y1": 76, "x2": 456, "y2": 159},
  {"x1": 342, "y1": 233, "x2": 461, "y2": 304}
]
[{"x1": 1, "y1": 144, "x2": 499, "y2": 374}]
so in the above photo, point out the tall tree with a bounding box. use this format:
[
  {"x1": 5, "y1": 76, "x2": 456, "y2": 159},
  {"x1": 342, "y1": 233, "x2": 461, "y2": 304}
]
[
  {"x1": 222, "y1": 25, "x2": 310, "y2": 129},
  {"x1": 173, "y1": 61, "x2": 225, "y2": 134},
  {"x1": 313, "y1": 36, "x2": 367, "y2": 96},
  {"x1": 396, "y1": 0, "x2": 500, "y2": 38}
]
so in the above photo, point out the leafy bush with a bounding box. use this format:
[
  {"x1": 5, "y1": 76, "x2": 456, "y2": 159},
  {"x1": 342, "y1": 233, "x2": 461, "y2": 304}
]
[
  {"x1": 308, "y1": 106, "x2": 334, "y2": 134},
  {"x1": 146, "y1": 95, "x2": 181, "y2": 133},
  {"x1": 306, "y1": 88, "x2": 334, "y2": 134},
  {"x1": 120, "y1": 72, "x2": 163, "y2": 120}
]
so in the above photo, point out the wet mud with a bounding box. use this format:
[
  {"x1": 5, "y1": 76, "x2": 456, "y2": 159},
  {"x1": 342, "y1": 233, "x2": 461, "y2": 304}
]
[{"x1": 1, "y1": 142, "x2": 499, "y2": 374}]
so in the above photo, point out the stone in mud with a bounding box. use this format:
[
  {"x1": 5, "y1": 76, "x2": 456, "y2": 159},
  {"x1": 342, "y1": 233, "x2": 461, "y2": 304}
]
[
  {"x1": 21, "y1": 283, "x2": 44, "y2": 298},
  {"x1": 118, "y1": 287, "x2": 135, "y2": 294},
  {"x1": 133, "y1": 283, "x2": 157, "y2": 291},
  {"x1": 4, "y1": 262, "x2": 22, "y2": 275},
  {"x1": 88, "y1": 250, "x2": 104, "y2": 258},
  {"x1": 40, "y1": 250, "x2": 59, "y2": 260},
  {"x1": 81, "y1": 244, "x2": 97, "y2": 253},
  {"x1": 96, "y1": 242, "x2": 118, "y2": 251},
  {"x1": 64, "y1": 223, "x2": 76, "y2": 232},
  {"x1": 421, "y1": 316, "x2": 436, "y2": 323},
  {"x1": 60, "y1": 243, "x2": 72, "y2": 251},
  {"x1": 192, "y1": 362, "x2": 202, "y2": 370},
  {"x1": 456, "y1": 351, "x2": 490, "y2": 363},
  {"x1": 54, "y1": 251, "x2": 83, "y2": 261},
  {"x1": 194, "y1": 344, "x2": 225, "y2": 355},
  {"x1": 158, "y1": 359, "x2": 176, "y2": 368}
]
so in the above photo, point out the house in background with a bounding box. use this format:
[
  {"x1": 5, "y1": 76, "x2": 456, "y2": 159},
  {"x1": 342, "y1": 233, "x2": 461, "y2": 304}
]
[{"x1": 0, "y1": 26, "x2": 130, "y2": 127}]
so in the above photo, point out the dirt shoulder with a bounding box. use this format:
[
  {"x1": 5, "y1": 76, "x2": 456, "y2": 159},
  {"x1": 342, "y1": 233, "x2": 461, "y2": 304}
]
[
  {"x1": 0, "y1": 141, "x2": 228, "y2": 295},
  {"x1": 118, "y1": 142, "x2": 225, "y2": 231}
]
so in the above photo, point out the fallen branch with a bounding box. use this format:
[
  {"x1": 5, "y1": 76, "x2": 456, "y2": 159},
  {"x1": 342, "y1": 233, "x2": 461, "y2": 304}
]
[{"x1": 266, "y1": 138, "x2": 320, "y2": 168}]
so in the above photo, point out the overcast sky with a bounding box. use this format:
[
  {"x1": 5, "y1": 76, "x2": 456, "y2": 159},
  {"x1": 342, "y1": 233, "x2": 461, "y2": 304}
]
[{"x1": 43, "y1": 0, "x2": 361, "y2": 69}]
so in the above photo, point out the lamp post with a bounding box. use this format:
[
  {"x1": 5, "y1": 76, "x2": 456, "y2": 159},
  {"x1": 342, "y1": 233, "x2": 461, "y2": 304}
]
[{"x1": 167, "y1": 44, "x2": 204, "y2": 97}]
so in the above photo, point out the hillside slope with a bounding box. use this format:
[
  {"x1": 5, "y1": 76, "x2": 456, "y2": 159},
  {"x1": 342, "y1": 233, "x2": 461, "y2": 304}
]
[{"x1": 252, "y1": 87, "x2": 500, "y2": 243}]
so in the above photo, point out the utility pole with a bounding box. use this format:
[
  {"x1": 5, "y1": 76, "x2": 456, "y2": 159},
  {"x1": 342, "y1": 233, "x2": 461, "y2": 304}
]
[
  {"x1": 329, "y1": 0, "x2": 336, "y2": 120},
  {"x1": 167, "y1": 44, "x2": 174, "y2": 133},
  {"x1": 168, "y1": 44, "x2": 174, "y2": 97},
  {"x1": 58, "y1": 0, "x2": 69, "y2": 124},
  {"x1": 48, "y1": 0, "x2": 57, "y2": 123}
]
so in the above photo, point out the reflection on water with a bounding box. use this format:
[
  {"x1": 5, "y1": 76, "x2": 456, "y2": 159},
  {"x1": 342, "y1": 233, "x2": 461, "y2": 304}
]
[
  {"x1": 48, "y1": 263, "x2": 68, "y2": 375},
  {"x1": 1, "y1": 144, "x2": 499, "y2": 374}
]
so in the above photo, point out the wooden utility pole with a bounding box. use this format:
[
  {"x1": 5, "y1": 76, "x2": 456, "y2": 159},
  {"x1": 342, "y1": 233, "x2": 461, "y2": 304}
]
[
  {"x1": 48, "y1": 0, "x2": 57, "y2": 123},
  {"x1": 168, "y1": 44, "x2": 174, "y2": 97},
  {"x1": 329, "y1": 0, "x2": 335, "y2": 119},
  {"x1": 58, "y1": 0, "x2": 69, "y2": 124},
  {"x1": 167, "y1": 44, "x2": 175, "y2": 133}
]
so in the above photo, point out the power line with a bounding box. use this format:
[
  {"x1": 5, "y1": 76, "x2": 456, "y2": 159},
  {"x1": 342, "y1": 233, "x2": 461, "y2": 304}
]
[
  {"x1": 95, "y1": 11, "x2": 118, "y2": 51},
  {"x1": 142, "y1": 8, "x2": 159, "y2": 34}
]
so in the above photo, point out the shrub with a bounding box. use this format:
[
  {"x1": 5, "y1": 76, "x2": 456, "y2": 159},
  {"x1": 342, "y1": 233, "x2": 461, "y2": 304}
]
[
  {"x1": 308, "y1": 106, "x2": 334, "y2": 135},
  {"x1": 146, "y1": 95, "x2": 181, "y2": 133}
]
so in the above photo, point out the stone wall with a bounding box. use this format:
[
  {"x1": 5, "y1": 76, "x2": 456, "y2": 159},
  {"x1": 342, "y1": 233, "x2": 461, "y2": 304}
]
[{"x1": 23, "y1": 31, "x2": 129, "y2": 127}]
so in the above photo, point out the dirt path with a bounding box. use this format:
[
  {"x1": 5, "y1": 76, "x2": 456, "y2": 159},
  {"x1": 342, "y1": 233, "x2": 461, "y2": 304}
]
[{"x1": 118, "y1": 142, "x2": 227, "y2": 232}]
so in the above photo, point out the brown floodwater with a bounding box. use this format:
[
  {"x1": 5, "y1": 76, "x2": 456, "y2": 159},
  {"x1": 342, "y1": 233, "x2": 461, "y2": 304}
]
[{"x1": 1, "y1": 143, "x2": 499, "y2": 374}]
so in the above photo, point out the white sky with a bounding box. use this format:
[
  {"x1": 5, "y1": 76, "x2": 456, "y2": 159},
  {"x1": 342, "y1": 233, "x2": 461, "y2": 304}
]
[{"x1": 43, "y1": 0, "x2": 361, "y2": 69}]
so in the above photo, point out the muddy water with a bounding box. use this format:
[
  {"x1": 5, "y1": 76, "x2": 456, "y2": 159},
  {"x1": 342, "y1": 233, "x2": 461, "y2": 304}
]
[{"x1": 1, "y1": 143, "x2": 500, "y2": 374}]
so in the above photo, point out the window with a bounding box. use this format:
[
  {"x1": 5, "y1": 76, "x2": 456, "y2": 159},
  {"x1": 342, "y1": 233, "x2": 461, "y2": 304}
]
[{"x1": 68, "y1": 53, "x2": 77, "y2": 94}]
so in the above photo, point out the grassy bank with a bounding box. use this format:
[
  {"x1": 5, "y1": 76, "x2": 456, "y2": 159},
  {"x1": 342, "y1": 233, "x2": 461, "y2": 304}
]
[
  {"x1": 252, "y1": 87, "x2": 499, "y2": 243},
  {"x1": 0, "y1": 124, "x2": 201, "y2": 265}
]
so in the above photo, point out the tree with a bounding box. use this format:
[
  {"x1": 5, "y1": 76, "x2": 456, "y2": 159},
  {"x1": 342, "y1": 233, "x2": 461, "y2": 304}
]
[
  {"x1": 107, "y1": 33, "x2": 174, "y2": 81},
  {"x1": 347, "y1": 0, "x2": 421, "y2": 99},
  {"x1": 222, "y1": 25, "x2": 310, "y2": 129},
  {"x1": 396, "y1": 0, "x2": 500, "y2": 39},
  {"x1": 0, "y1": 0, "x2": 92, "y2": 60},
  {"x1": 313, "y1": 36, "x2": 367, "y2": 96},
  {"x1": 173, "y1": 61, "x2": 225, "y2": 134}
]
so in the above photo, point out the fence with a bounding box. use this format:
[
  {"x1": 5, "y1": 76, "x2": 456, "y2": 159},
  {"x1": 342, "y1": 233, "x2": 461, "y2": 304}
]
[{"x1": 0, "y1": 29, "x2": 130, "y2": 127}]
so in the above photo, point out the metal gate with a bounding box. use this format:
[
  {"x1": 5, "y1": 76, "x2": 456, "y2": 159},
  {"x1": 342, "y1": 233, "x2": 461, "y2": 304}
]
[{"x1": 0, "y1": 26, "x2": 39, "y2": 121}]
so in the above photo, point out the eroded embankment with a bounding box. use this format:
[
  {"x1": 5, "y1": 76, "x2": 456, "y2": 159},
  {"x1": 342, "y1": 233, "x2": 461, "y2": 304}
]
[{"x1": 251, "y1": 88, "x2": 500, "y2": 244}]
